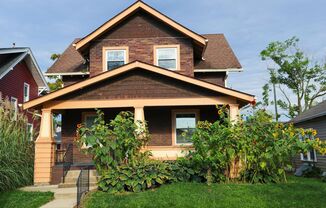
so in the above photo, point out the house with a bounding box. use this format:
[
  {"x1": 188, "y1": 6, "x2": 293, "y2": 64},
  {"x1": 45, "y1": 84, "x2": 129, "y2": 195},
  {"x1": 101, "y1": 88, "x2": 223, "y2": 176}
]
[
  {"x1": 0, "y1": 47, "x2": 49, "y2": 139},
  {"x1": 23, "y1": 1, "x2": 255, "y2": 185},
  {"x1": 292, "y1": 100, "x2": 326, "y2": 171}
]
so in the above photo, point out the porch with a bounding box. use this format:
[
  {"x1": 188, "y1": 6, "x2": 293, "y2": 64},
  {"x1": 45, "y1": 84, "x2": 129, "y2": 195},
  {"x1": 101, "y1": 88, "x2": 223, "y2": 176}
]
[{"x1": 35, "y1": 101, "x2": 240, "y2": 185}]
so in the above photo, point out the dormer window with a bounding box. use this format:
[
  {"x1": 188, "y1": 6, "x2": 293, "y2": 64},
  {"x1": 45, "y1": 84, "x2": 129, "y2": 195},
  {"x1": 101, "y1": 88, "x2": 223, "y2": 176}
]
[
  {"x1": 103, "y1": 47, "x2": 129, "y2": 71},
  {"x1": 154, "y1": 45, "x2": 180, "y2": 70}
]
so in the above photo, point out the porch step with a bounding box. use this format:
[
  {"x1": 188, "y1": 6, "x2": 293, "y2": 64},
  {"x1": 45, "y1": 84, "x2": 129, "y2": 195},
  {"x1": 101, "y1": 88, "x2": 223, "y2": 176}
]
[{"x1": 58, "y1": 169, "x2": 98, "y2": 188}]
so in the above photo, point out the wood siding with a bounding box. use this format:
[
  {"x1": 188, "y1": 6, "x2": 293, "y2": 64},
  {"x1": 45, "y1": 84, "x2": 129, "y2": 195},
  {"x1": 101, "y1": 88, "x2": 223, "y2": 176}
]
[
  {"x1": 293, "y1": 116, "x2": 326, "y2": 171},
  {"x1": 194, "y1": 72, "x2": 226, "y2": 86},
  {"x1": 0, "y1": 61, "x2": 39, "y2": 125},
  {"x1": 62, "y1": 75, "x2": 88, "y2": 86},
  {"x1": 89, "y1": 11, "x2": 194, "y2": 77},
  {"x1": 57, "y1": 70, "x2": 221, "y2": 101}
]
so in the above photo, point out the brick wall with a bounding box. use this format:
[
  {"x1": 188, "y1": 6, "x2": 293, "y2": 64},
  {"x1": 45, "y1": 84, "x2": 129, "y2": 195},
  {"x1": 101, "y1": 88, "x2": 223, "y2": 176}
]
[{"x1": 88, "y1": 11, "x2": 194, "y2": 77}]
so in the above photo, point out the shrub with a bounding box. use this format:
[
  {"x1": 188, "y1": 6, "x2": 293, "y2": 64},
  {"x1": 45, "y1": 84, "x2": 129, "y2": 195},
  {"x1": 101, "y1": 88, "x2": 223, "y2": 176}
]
[
  {"x1": 167, "y1": 159, "x2": 203, "y2": 182},
  {"x1": 77, "y1": 110, "x2": 150, "y2": 174},
  {"x1": 99, "y1": 159, "x2": 172, "y2": 193},
  {"x1": 0, "y1": 99, "x2": 35, "y2": 192},
  {"x1": 187, "y1": 106, "x2": 326, "y2": 184},
  {"x1": 302, "y1": 166, "x2": 322, "y2": 178},
  {"x1": 239, "y1": 110, "x2": 325, "y2": 183}
]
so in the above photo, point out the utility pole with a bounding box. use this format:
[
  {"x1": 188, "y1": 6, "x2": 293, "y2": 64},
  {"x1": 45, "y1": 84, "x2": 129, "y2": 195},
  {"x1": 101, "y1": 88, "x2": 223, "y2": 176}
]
[{"x1": 268, "y1": 68, "x2": 279, "y2": 122}]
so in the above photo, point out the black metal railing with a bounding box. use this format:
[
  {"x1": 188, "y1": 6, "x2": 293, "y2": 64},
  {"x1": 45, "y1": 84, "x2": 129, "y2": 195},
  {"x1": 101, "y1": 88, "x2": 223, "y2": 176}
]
[
  {"x1": 62, "y1": 144, "x2": 73, "y2": 183},
  {"x1": 77, "y1": 166, "x2": 90, "y2": 207}
]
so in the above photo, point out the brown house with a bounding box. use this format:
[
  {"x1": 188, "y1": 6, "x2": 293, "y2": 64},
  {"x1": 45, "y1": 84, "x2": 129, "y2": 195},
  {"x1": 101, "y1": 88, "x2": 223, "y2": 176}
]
[
  {"x1": 292, "y1": 100, "x2": 326, "y2": 171},
  {"x1": 23, "y1": 1, "x2": 255, "y2": 185}
]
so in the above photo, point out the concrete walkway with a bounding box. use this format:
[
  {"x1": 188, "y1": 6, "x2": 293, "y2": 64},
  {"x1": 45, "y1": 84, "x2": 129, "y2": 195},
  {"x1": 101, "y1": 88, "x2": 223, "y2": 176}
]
[{"x1": 20, "y1": 185, "x2": 77, "y2": 208}]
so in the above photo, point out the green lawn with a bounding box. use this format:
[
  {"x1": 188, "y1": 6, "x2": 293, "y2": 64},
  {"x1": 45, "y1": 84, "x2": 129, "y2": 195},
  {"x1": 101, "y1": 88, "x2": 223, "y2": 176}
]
[
  {"x1": 0, "y1": 190, "x2": 54, "y2": 208},
  {"x1": 82, "y1": 177, "x2": 326, "y2": 208}
]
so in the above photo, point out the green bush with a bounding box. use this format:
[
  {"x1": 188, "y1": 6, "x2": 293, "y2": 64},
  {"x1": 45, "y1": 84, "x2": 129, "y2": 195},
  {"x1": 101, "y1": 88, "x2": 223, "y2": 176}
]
[
  {"x1": 188, "y1": 106, "x2": 326, "y2": 184},
  {"x1": 302, "y1": 166, "x2": 322, "y2": 178},
  {"x1": 0, "y1": 99, "x2": 35, "y2": 192},
  {"x1": 99, "y1": 159, "x2": 172, "y2": 193},
  {"x1": 77, "y1": 110, "x2": 150, "y2": 175}
]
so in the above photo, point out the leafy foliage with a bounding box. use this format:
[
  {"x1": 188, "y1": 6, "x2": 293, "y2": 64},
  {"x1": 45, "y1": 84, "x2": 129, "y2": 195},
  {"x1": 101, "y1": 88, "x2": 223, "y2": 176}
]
[
  {"x1": 77, "y1": 110, "x2": 150, "y2": 175},
  {"x1": 188, "y1": 106, "x2": 326, "y2": 184},
  {"x1": 260, "y1": 36, "x2": 326, "y2": 118},
  {"x1": 188, "y1": 106, "x2": 241, "y2": 184},
  {"x1": 0, "y1": 99, "x2": 34, "y2": 191},
  {"x1": 99, "y1": 160, "x2": 172, "y2": 193}
]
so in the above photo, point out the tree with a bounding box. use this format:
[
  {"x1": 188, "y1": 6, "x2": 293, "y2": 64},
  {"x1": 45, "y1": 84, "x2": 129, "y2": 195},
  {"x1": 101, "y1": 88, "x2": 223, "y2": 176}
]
[
  {"x1": 47, "y1": 53, "x2": 63, "y2": 92},
  {"x1": 260, "y1": 37, "x2": 326, "y2": 118}
]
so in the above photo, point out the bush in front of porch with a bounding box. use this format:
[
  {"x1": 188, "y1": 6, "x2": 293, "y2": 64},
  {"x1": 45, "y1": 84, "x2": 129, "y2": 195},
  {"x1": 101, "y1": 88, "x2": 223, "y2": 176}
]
[
  {"x1": 76, "y1": 107, "x2": 326, "y2": 194},
  {"x1": 0, "y1": 99, "x2": 35, "y2": 192}
]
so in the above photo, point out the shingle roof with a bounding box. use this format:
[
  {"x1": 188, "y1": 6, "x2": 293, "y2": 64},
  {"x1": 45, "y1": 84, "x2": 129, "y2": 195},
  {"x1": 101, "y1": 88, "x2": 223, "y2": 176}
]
[
  {"x1": 195, "y1": 34, "x2": 242, "y2": 70},
  {"x1": 46, "y1": 39, "x2": 87, "y2": 74},
  {"x1": 291, "y1": 100, "x2": 326, "y2": 124},
  {"x1": 46, "y1": 34, "x2": 241, "y2": 74}
]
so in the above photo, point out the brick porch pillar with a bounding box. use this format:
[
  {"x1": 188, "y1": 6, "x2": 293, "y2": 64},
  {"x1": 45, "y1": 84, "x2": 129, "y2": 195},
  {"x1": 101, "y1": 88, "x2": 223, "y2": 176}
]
[
  {"x1": 229, "y1": 104, "x2": 239, "y2": 124},
  {"x1": 34, "y1": 109, "x2": 56, "y2": 185}
]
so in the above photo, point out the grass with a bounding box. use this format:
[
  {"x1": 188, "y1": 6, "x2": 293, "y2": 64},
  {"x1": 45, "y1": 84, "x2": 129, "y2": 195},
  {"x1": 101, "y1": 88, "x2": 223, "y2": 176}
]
[
  {"x1": 0, "y1": 190, "x2": 54, "y2": 208},
  {"x1": 82, "y1": 177, "x2": 326, "y2": 208}
]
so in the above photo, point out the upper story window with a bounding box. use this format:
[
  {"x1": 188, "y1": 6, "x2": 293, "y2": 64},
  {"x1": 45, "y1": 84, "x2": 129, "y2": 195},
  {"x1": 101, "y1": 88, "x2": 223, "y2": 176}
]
[
  {"x1": 24, "y1": 83, "x2": 30, "y2": 102},
  {"x1": 154, "y1": 45, "x2": 180, "y2": 70},
  {"x1": 103, "y1": 47, "x2": 128, "y2": 71}
]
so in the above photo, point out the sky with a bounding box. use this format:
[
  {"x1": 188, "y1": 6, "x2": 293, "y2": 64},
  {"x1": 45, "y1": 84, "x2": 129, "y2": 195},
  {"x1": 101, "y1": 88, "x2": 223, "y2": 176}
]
[{"x1": 0, "y1": 0, "x2": 325, "y2": 119}]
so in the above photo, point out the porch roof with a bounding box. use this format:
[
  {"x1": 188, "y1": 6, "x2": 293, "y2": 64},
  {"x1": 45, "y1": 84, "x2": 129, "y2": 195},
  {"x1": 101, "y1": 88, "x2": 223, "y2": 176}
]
[{"x1": 23, "y1": 61, "x2": 255, "y2": 110}]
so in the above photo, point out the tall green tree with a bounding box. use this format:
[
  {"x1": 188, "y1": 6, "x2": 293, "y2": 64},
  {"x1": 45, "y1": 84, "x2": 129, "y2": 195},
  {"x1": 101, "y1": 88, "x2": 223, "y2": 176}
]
[
  {"x1": 260, "y1": 37, "x2": 326, "y2": 118},
  {"x1": 47, "y1": 53, "x2": 63, "y2": 92}
]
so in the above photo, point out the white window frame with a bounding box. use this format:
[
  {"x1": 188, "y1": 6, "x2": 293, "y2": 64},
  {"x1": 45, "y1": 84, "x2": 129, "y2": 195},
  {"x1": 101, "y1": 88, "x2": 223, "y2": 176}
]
[
  {"x1": 154, "y1": 45, "x2": 180, "y2": 71},
  {"x1": 172, "y1": 110, "x2": 199, "y2": 146},
  {"x1": 103, "y1": 47, "x2": 129, "y2": 71},
  {"x1": 24, "y1": 82, "x2": 30, "y2": 102},
  {"x1": 27, "y1": 123, "x2": 33, "y2": 141},
  {"x1": 299, "y1": 135, "x2": 317, "y2": 162},
  {"x1": 10, "y1": 96, "x2": 18, "y2": 118}
]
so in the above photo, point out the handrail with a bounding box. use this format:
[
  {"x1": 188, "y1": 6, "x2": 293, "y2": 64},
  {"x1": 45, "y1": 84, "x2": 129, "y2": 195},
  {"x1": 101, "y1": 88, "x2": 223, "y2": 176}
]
[
  {"x1": 62, "y1": 143, "x2": 73, "y2": 183},
  {"x1": 76, "y1": 166, "x2": 90, "y2": 207}
]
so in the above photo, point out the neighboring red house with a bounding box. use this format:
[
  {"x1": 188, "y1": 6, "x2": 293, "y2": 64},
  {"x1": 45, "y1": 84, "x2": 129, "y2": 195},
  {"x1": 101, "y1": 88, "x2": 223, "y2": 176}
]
[
  {"x1": 23, "y1": 1, "x2": 255, "y2": 185},
  {"x1": 0, "y1": 47, "x2": 49, "y2": 139}
]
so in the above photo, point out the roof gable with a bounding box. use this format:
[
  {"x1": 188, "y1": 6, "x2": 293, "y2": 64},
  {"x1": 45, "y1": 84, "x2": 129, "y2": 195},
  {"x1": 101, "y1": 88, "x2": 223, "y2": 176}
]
[
  {"x1": 23, "y1": 61, "x2": 254, "y2": 110},
  {"x1": 0, "y1": 48, "x2": 48, "y2": 90},
  {"x1": 75, "y1": 1, "x2": 207, "y2": 51},
  {"x1": 292, "y1": 100, "x2": 326, "y2": 123}
]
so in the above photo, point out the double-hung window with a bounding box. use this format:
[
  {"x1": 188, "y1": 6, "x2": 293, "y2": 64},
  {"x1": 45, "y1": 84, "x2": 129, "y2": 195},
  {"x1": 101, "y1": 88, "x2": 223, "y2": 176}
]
[
  {"x1": 174, "y1": 112, "x2": 197, "y2": 145},
  {"x1": 27, "y1": 123, "x2": 33, "y2": 141},
  {"x1": 24, "y1": 83, "x2": 30, "y2": 102},
  {"x1": 155, "y1": 45, "x2": 179, "y2": 70},
  {"x1": 299, "y1": 135, "x2": 317, "y2": 162},
  {"x1": 104, "y1": 47, "x2": 128, "y2": 71},
  {"x1": 10, "y1": 97, "x2": 18, "y2": 118}
]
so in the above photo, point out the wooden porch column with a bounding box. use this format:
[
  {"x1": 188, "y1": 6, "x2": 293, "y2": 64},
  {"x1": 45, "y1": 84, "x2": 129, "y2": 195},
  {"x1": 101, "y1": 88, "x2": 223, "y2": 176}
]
[
  {"x1": 229, "y1": 104, "x2": 239, "y2": 124},
  {"x1": 134, "y1": 106, "x2": 145, "y2": 123},
  {"x1": 34, "y1": 109, "x2": 55, "y2": 185}
]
